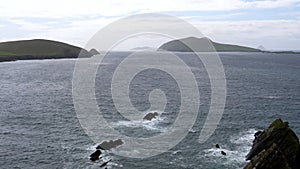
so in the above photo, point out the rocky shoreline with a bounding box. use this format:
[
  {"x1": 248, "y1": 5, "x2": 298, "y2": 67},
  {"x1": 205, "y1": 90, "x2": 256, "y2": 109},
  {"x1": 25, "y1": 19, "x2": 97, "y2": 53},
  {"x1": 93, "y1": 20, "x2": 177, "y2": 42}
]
[
  {"x1": 88, "y1": 118, "x2": 299, "y2": 168},
  {"x1": 244, "y1": 119, "x2": 300, "y2": 169}
]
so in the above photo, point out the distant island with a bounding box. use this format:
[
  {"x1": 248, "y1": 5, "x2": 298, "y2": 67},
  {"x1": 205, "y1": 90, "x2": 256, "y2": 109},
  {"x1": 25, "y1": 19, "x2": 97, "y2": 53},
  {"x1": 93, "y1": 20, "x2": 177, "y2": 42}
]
[
  {"x1": 0, "y1": 38, "x2": 298, "y2": 63},
  {"x1": 0, "y1": 39, "x2": 98, "y2": 62},
  {"x1": 158, "y1": 37, "x2": 261, "y2": 52},
  {"x1": 131, "y1": 46, "x2": 156, "y2": 51}
]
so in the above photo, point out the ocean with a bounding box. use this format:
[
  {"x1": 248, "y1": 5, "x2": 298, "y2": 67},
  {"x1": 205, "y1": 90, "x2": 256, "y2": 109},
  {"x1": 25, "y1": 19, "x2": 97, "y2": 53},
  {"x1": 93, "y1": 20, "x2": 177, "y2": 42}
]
[{"x1": 0, "y1": 52, "x2": 299, "y2": 169}]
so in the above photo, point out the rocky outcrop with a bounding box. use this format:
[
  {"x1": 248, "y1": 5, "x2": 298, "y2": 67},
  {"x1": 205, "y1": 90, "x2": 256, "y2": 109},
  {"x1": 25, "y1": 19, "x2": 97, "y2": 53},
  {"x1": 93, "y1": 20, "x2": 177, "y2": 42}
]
[
  {"x1": 143, "y1": 112, "x2": 159, "y2": 121},
  {"x1": 244, "y1": 119, "x2": 300, "y2": 169},
  {"x1": 96, "y1": 139, "x2": 123, "y2": 150},
  {"x1": 90, "y1": 150, "x2": 102, "y2": 161}
]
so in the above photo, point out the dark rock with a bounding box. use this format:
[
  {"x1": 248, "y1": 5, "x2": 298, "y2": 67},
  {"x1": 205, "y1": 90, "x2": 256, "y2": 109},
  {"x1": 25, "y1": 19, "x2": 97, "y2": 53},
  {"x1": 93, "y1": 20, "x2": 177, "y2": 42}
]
[
  {"x1": 89, "y1": 150, "x2": 101, "y2": 161},
  {"x1": 143, "y1": 112, "x2": 159, "y2": 121},
  {"x1": 100, "y1": 159, "x2": 111, "y2": 168},
  {"x1": 96, "y1": 139, "x2": 123, "y2": 150},
  {"x1": 254, "y1": 131, "x2": 263, "y2": 139},
  {"x1": 221, "y1": 151, "x2": 226, "y2": 156},
  {"x1": 215, "y1": 144, "x2": 220, "y2": 149},
  {"x1": 245, "y1": 143, "x2": 291, "y2": 169},
  {"x1": 244, "y1": 118, "x2": 300, "y2": 169}
]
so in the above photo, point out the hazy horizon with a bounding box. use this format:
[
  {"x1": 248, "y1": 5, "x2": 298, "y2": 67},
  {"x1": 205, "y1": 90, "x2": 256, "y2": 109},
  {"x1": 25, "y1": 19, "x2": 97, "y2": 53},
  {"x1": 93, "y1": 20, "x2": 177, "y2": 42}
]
[{"x1": 0, "y1": 0, "x2": 300, "y2": 51}]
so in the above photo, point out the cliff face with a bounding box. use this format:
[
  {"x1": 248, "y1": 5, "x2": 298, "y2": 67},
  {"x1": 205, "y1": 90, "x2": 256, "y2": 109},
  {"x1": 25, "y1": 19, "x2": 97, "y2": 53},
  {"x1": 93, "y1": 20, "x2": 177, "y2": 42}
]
[{"x1": 245, "y1": 119, "x2": 300, "y2": 169}]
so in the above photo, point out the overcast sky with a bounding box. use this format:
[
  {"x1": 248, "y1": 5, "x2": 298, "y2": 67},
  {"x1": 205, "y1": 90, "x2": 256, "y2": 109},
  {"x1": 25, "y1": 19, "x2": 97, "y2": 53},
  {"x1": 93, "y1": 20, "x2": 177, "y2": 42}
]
[{"x1": 0, "y1": 0, "x2": 299, "y2": 50}]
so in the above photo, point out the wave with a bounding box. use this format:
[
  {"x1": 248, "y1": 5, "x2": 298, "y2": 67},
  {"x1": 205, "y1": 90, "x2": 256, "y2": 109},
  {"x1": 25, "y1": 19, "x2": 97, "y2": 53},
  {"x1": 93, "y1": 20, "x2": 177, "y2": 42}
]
[
  {"x1": 201, "y1": 128, "x2": 258, "y2": 168},
  {"x1": 110, "y1": 111, "x2": 168, "y2": 132},
  {"x1": 263, "y1": 96, "x2": 280, "y2": 99}
]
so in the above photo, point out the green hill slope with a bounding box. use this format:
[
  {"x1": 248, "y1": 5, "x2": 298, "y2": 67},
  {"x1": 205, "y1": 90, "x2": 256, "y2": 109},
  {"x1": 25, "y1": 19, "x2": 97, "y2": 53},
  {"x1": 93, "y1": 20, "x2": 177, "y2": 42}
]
[
  {"x1": 158, "y1": 37, "x2": 261, "y2": 52},
  {"x1": 0, "y1": 39, "x2": 92, "y2": 62}
]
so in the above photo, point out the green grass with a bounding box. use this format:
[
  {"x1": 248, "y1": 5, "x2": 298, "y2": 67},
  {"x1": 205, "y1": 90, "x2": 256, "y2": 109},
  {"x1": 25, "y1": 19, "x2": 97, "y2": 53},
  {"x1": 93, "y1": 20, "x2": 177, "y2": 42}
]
[
  {"x1": 0, "y1": 39, "x2": 92, "y2": 61},
  {"x1": 0, "y1": 51, "x2": 18, "y2": 56}
]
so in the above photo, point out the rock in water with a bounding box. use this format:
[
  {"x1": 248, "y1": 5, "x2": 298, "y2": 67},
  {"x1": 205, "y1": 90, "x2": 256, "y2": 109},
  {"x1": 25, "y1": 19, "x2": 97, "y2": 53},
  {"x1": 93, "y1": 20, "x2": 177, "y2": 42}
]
[
  {"x1": 143, "y1": 112, "x2": 159, "y2": 121},
  {"x1": 221, "y1": 151, "x2": 227, "y2": 156},
  {"x1": 96, "y1": 139, "x2": 123, "y2": 150},
  {"x1": 89, "y1": 150, "x2": 101, "y2": 161},
  {"x1": 100, "y1": 159, "x2": 112, "y2": 168},
  {"x1": 244, "y1": 118, "x2": 300, "y2": 169}
]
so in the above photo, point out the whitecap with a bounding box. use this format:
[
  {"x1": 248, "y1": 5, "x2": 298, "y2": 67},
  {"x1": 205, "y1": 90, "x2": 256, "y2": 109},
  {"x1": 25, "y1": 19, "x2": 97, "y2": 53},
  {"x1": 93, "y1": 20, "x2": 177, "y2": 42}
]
[
  {"x1": 230, "y1": 128, "x2": 257, "y2": 146},
  {"x1": 110, "y1": 111, "x2": 168, "y2": 132},
  {"x1": 188, "y1": 128, "x2": 197, "y2": 133},
  {"x1": 264, "y1": 95, "x2": 280, "y2": 99},
  {"x1": 200, "y1": 129, "x2": 259, "y2": 168}
]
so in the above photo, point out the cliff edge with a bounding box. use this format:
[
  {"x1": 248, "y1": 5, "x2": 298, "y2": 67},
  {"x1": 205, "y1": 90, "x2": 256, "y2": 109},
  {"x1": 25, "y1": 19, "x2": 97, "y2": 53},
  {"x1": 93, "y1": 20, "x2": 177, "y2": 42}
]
[{"x1": 245, "y1": 119, "x2": 300, "y2": 169}]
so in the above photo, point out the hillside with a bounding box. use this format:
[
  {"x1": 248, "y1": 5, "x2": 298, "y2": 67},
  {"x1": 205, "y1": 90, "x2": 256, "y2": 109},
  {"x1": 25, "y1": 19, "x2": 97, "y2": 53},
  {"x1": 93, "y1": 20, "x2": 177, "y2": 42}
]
[
  {"x1": 158, "y1": 37, "x2": 261, "y2": 52},
  {"x1": 0, "y1": 39, "x2": 94, "y2": 62}
]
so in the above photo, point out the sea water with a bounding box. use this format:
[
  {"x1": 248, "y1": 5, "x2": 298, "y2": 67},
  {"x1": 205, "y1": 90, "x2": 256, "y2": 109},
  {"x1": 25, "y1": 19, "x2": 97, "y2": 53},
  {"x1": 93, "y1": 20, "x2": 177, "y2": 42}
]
[{"x1": 0, "y1": 52, "x2": 299, "y2": 169}]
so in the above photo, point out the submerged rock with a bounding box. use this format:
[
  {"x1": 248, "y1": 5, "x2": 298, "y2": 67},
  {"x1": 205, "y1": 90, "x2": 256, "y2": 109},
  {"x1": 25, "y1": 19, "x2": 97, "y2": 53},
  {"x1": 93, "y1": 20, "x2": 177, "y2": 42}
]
[
  {"x1": 143, "y1": 112, "x2": 159, "y2": 121},
  {"x1": 100, "y1": 159, "x2": 112, "y2": 168},
  {"x1": 244, "y1": 118, "x2": 300, "y2": 169}
]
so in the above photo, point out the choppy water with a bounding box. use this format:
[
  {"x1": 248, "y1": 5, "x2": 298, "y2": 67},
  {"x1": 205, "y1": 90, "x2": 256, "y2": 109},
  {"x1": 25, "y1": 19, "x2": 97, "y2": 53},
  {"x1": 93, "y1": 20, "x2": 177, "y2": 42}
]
[{"x1": 0, "y1": 52, "x2": 300, "y2": 169}]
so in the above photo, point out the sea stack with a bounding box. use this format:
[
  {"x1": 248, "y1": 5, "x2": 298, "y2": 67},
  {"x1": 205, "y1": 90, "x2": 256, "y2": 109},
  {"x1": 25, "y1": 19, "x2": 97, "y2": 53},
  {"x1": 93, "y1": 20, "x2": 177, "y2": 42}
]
[{"x1": 244, "y1": 118, "x2": 300, "y2": 169}]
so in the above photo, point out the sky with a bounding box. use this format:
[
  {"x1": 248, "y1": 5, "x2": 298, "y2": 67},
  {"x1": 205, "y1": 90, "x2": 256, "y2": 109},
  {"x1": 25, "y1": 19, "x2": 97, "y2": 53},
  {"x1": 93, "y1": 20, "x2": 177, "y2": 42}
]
[{"x1": 0, "y1": 0, "x2": 299, "y2": 51}]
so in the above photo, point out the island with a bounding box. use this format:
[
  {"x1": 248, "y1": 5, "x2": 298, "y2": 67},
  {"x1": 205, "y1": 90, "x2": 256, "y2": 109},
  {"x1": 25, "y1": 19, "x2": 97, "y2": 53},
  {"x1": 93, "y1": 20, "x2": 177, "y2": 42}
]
[
  {"x1": 158, "y1": 37, "x2": 261, "y2": 52},
  {"x1": 131, "y1": 46, "x2": 156, "y2": 51},
  {"x1": 0, "y1": 39, "x2": 98, "y2": 62},
  {"x1": 1, "y1": 38, "x2": 298, "y2": 63}
]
